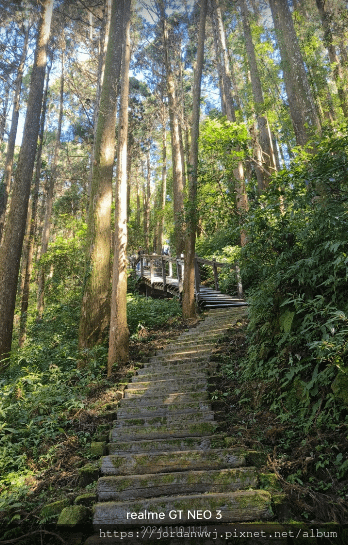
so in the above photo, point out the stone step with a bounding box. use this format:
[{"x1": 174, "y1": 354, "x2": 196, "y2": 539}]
[
  {"x1": 93, "y1": 490, "x2": 272, "y2": 525},
  {"x1": 97, "y1": 467, "x2": 258, "y2": 501},
  {"x1": 116, "y1": 400, "x2": 212, "y2": 418},
  {"x1": 158, "y1": 346, "x2": 213, "y2": 356},
  {"x1": 114, "y1": 411, "x2": 214, "y2": 427},
  {"x1": 132, "y1": 369, "x2": 207, "y2": 381},
  {"x1": 126, "y1": 377, "x2": 207, "y2": 390},
  {"x1": 122, "y1": 391, "x2": 209, "y2": 403},
  {"x1": 107, "y1": 435, "x2": 226, "y2": 455},
  {"x1": 109, "y1": 420, "x2": 218, "y2": 441},
  {"x1": 124, "y1": 385, "x2": 207, "y2": 398},
  {"x1": 100, "y1": 448, "x2": 246, "y2": 476},
  {"x1": 149, "y1": 354, "x2": 210, "y2": 364},
  {"x1": 142, "y1": 360, "x2": 211, "y2": 371},
  {"x1": 159, "y1": 342, "x2": 214, "y2": 352}
]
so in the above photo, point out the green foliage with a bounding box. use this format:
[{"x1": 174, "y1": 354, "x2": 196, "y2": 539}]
[
  {"x1": 127, "y1": 295, "x2": 182, "y2": 336},
  {"x1": 239, "y1": 131, "x2": 348, "y2": 436}
]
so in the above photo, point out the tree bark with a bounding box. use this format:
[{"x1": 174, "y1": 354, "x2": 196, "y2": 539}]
[
  {"x1": 239, "y1": 0, "x2": 277, "y2": 191},
  {"x1": 315, "y1": 0, "x2": 348, "y2": 118},
  {"x1": 0, "y1": 78, "x2": 11, "y2": 146},
  {"x1": 37, "y1": 45, "x2": 65, "y2": 319},
  {"x1": 0, "y1": 0, "x2": 54, "y2": 363},
  {"x1": 108, "y1": 0, "x2": 132, "y2": 375},
  {"x1": 0, "y1": 22, "x2": 30, "y2": 243},
  {"x1": 182, "y1": 0, "x2": 208, "y2": 320},
  {"x1": 269, "y1": 0, "x2": 321, "y2": 146},
  {"x1": 158, "y1": 0, "x2": 185, "y2": 257},
  {"x1": 211, "y1": 0, "x2": 248, "y2": 245},
  {"x1": 78, "y1": 0, "x2": 124, "y2": 353},
  {"x1": 19, "y1": 62, "x2": 51, "y2": 347}
]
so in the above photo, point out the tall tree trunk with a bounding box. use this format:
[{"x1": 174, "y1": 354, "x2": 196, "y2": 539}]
[
  {"x1": 0, "y1": 23, "x2": 30, "y2": 243},
  {"x1": 211, "y1": 0, "x2": 236, "y2": 122},
  {"x1": 315, "y1": 0, "x2": 348, "y2": 118},
  {"x1": 239, "y1": 0, "x2": 277, "y2": 191},
  {"x1": 157, "y1": 99, "x2": 167, "y2": 253},
  {"x1": 88, "y1": 0, "x2": 112, "y2": 205},
  {"x1": 0, "y1": 0, "x2": 54, "y2": 363},
  {"x1": 159, "y1": 0, "x2": 184, "y2": 257},
  {"x1": 78, "y1": 0, "x2": 124, "y2": 354},
  {"x1": 212, "y1": 0, "x2": 248, "y2": 245},
  {"x1": 182, "y1": 0, "x2": 208, "y2": 320},
  {"x1": 269, "y1": 0, "x2": 321, "y2": 146},
  {"x1": 0, "y1": 78, "x2": 11, "y2": 146},
  {"x1": 19, "y1": 62, "x2": 51, "y2": 347},
  {"x1": 37, "y1": 46, "x2": 65, "y2": 319},
  {"x1": 108, "y1": 0, "x2": 132, "y2": 375}
]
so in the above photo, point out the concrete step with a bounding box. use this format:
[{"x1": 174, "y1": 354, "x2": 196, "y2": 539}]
[
  {"x1": 107, "y1": 435, "x2": 226, "y2": 455},
  {"x1": 116, "y1": 400, "x2": 212, "y2": 418},
  {"x1": 109, "y1": 420, "x2": 218, "y2": 441},
  {"x1": 126, "y1": 377, "x2": 207, "y2": 390},
  {"x1": 100, "y1": 448, "x2": 247, "y2": 476},
  {"x1": 97, "y1": 466, "x2": 258, "y2": 501},
  {"x1": 149, "y1": 354, "x2": 210, "y2": 364},
  {"x1": 142, "y1": 360, "x2": 211, "y2": 370},
  {"x1": 93, "y1": 490, "x2": 272, "y2": 525},
  {"x1": 122, "y1": 391, "x2": 210, "y2": 403},
  {"x1": 114, "y1": 411, "x2": 214, "y2": 427},
  {"x1": 159, "y1": 342, "x2": 214, "y2": 353},
  {"x1": 124, "y1": 384, "x2": 207, "y2": 398},
  {"x1": 132, "y1": 369, "x2": 207, "y2": 381}
]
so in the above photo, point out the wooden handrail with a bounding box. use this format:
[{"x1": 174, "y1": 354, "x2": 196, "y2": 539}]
[{"x1": 132, "y1": 252, "x2": 242, "y2": 297}]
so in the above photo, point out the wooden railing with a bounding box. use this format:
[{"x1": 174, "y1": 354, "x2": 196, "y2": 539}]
[{"x1": 131, "y1": 253, "x2": 242, "y2": 298}]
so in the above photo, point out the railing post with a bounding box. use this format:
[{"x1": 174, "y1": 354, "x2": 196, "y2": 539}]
[
  {"x1": 169, "y1": 258, "x2": 173, "y2": 277},
  {"x1": 236, "y1": 264, "x2": 243, "y2": 298},
  {"x1": 161, "y1": 257, "x2": 167, "y2": 295},
  {"x1": 212, "y1": 258, "x2": 219, "y2": 291},
  {"x1": 150, "y1": 257, "x2": 154, "y2": 285},
  {"x1": 140, "y1": 256, "x2": 144, "y2": 277},
  {"x1": 194, "y1": 257, "x2": 201, "y2": 298}
]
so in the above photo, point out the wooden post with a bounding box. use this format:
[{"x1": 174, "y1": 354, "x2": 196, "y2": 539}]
[
  {"x1": 150, "y1": 256, "x2": 154, "y2": 284},
  {"x1": 212, "y1": 258, "x2": 219, "y2": 290},
  {"x1": 194, "y1": 257, "x2": 201, "y2": 299},
  {"x1": 177, "y1": 257, "x2": 182, "y2": 293},
  {"x1": 236, "y1": 264, "x2": 243, "y2": 298},
  {"x1": 162, "y1": 257, "x2": 167, "y2": 295},
  {"x1": 140, "y1": 256, "x2": 144, "y2": 277},
  {"x1": 169, "y1": 258, "x2": 173, "y2": 277}
]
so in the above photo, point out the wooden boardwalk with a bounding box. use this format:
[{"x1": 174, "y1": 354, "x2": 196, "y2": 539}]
[{"x1": 133, "y1": 254, "x2": 247, "y2": 309}]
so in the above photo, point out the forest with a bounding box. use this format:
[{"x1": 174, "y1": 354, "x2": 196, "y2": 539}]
[{"x1": 0, "y1": 0, "x2": 347, "y2": 542}]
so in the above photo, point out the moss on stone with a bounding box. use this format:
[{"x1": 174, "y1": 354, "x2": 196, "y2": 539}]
[
  {"x1": 74, "y1": 493, "x2": 97, "y2": 507},
  {"x1": 40, "y1": 499, "x2": 70, "y2": 520},
  {"x1": 90, "y1": 441, "x2": 107, "y2": 457},
  {"x1": 259, "y1": 473, "x2": 282, "y2": 491},
  {"x1": 57, "y1": 505, "x2": 91, "y2": 526},
  {"x1": 245, "y1": 451, "x2": 267, "y2": 468},
  {"x1": 78, "y1": 463, "x2": 99, "y2": 487}
]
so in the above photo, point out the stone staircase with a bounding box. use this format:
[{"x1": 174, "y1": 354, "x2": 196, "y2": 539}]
[{"x1": 86, "y1": 308, "x2": 274, "y2": 543}]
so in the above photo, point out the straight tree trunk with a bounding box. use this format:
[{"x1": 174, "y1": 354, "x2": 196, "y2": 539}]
[
  {"x1": 19, "y1": 62, "x2": 51, "y2": 346},
  {"x1": 182, "y1": 0, "x2": 208, "y2": 320},
  {"x1": 239, "y1": 0, "x2": 277, "y2": 191},
  {"x1": 212, "y1": 0, "x2": 248, "y2": 245},
  {"x1": 37, "y1": 46, "x2": 65, "y2": 319},
  {"x1": 269, "y1": 0, "x2": 321, "y2": 146},
  {"x1": 159, "y1": 0, "x2": 185, "y2": 257},
  {"x1": 78, "y1": 0, "x2": 124, "y2": 353},
  {"x1": 0, "y1": 23, "x2": 30, "y2": 243},
  {"x1": 0, "y1": 0, "x2": 54, "y2": 363},
  {"x1": 0, "y1": 79, "x2": 11, "y2": 146},
  {"x1": 315, "y1": 0, "x2": 348, "y2": 118},
  {"x1": 88, "y1": 0, "x2": 112, "y2": 204},
  {"x1": 108, "y1": 0, "x2": 132, "y2": 375},
  {"x1": 157, "y1": 99, "x2": 167, "y2": 253}
]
